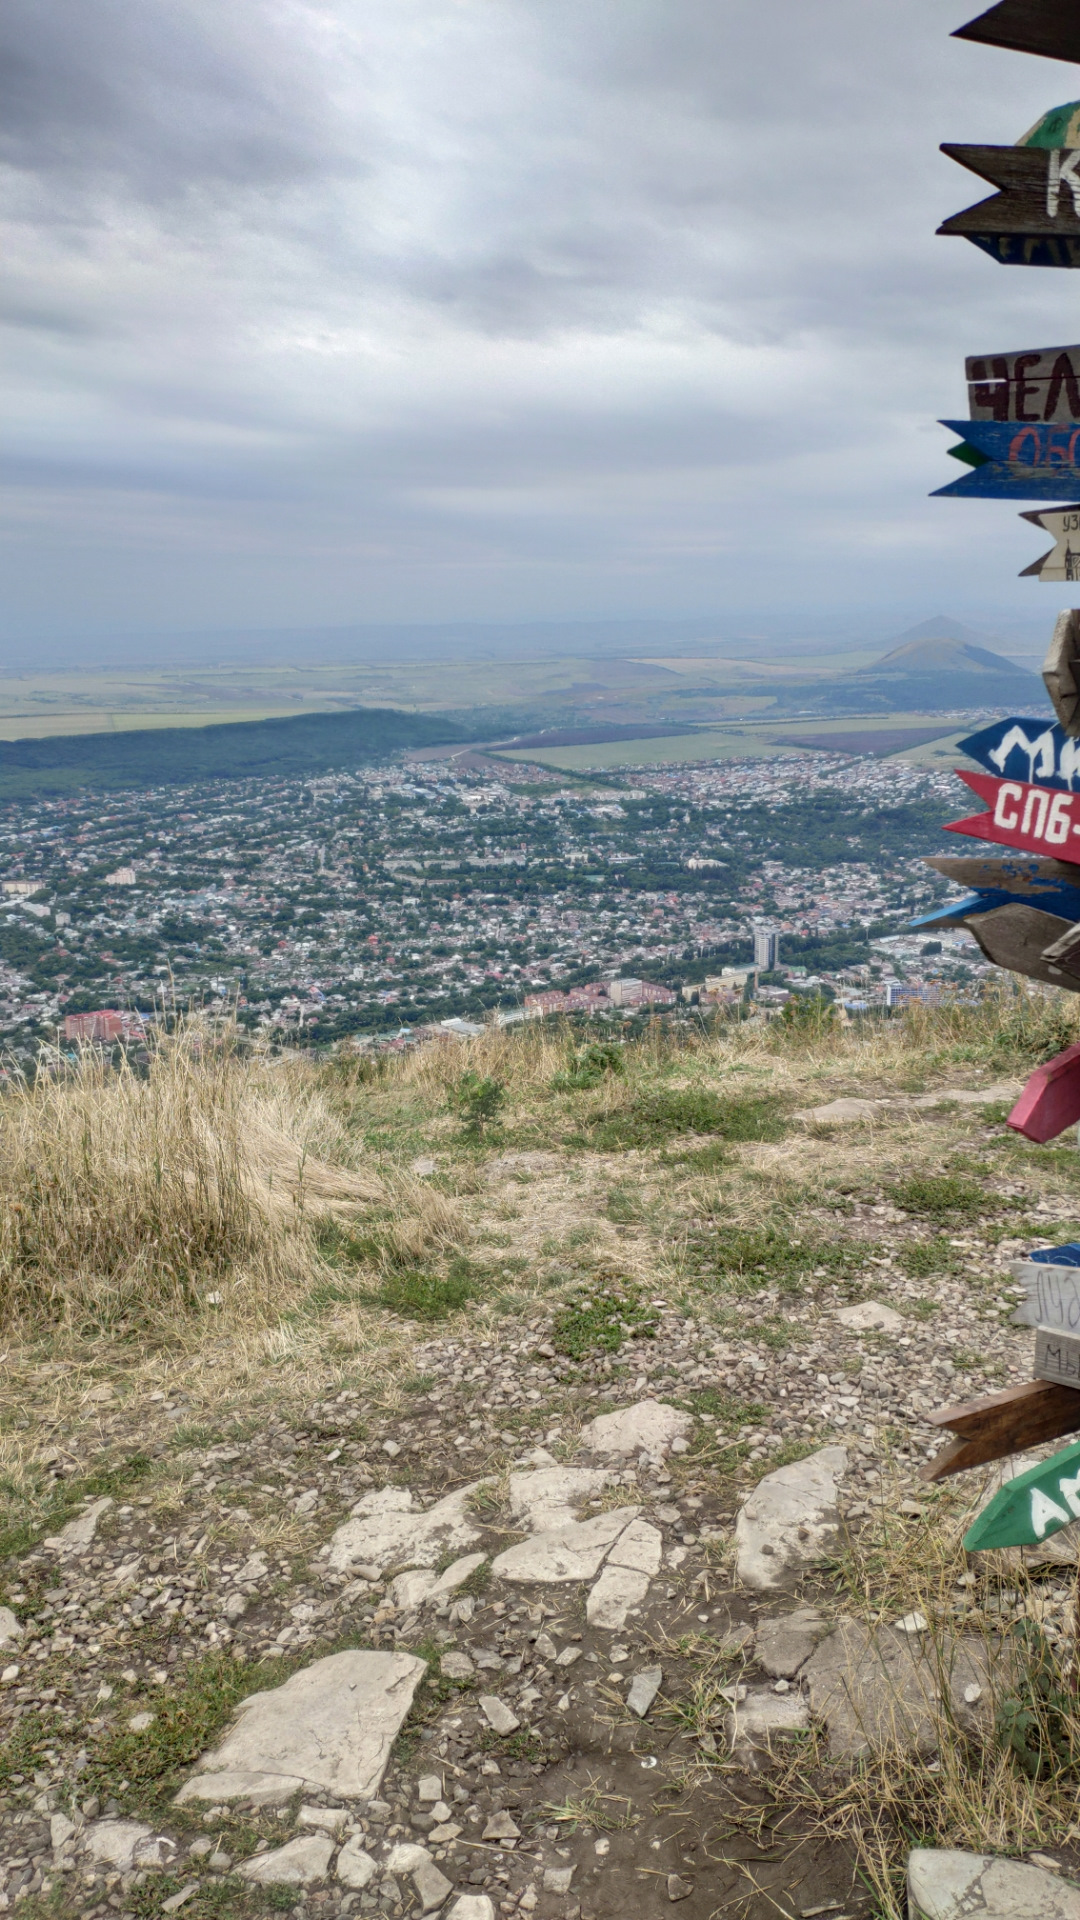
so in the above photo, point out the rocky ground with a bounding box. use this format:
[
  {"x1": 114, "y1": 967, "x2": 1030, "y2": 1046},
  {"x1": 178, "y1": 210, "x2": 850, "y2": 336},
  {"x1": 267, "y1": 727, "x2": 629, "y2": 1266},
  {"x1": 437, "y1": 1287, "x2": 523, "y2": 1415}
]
[{"x1": 6, "y1": 1038, "x2": 1080, "y2": 1920}]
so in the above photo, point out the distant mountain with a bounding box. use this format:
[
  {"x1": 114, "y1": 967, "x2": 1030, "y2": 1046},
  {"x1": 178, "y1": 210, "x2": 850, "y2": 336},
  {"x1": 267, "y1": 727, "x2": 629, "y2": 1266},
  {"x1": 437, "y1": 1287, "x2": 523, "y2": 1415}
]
[
  {"x1": 848, "y1": 633, "x2": 1047, "y2": 716},
  {"x1": 886, "y1": 616, "x2": 999, "y2": 649},
  {"x1": 867, "y1": 635, "x2": 1034, "y2": 676}
]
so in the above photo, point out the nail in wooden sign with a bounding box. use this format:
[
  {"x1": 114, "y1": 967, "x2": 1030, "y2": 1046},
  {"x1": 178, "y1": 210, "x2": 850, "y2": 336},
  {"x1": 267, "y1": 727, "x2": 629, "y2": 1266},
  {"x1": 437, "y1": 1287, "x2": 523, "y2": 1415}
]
[
  {"x1": 963, "y1": 1431, "x2": 1080, "y2": 1551},
  {"x1": 923, "y1": 1377, "x2": 1080, "y2": 1482},
  {"x1": 1020, "y1": 503, "x2": 1080, "y2": 578},
  {"x1": 968, "y1": 344, "x2": 1080, "y2": 421},
  {"x1": 934, "y1": 418, "x2": 1080, "y2": 497},
  {"x1": 945, "y1": 766, "x2": 1080, "y2": 860},
  {"x1": 939, "y1": 145, "x2": 1080, "y2": 266},
  {"x1": 956, "y1": 716, "x2": 1080, "y2": 790},
  {"x1": 1008, "y1": 1041, "x2": 1080, "y2": 1138},
  {"x1": 954, "y1": 0, "x2": 1080, "y2": 67}
]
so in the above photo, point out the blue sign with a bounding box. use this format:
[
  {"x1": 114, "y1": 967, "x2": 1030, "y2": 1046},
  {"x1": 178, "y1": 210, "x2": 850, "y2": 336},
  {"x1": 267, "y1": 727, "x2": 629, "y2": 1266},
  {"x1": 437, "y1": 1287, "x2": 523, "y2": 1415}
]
[
  {"x1": 1031, "y1": 1244, "x2": 1080, "y2": 1267},
  {"x1": 933, "y1": 418, "x2": 1080, "y2": 496},
  {"x1": 911, "y1": 881, "x2": 1080, "y2": 928},
  {"x1": 958, "y1": 716, "x2": 1080, "y2": 791}
]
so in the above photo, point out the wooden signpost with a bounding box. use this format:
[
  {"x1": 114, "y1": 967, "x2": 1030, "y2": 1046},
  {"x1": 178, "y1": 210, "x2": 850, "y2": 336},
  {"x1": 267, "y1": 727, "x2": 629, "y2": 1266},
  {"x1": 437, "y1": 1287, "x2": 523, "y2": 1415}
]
[
  {"x1": 939, "y1": 145, "x2": 1080, "y2": 267},
  {"x1": 967, "y1": 344, "x2": 1080, "y2": 421},
  {"x1": 1020, "y1": 503, "x2": 1080, "y2": 578},
  {"x1": 944, "y1": 767, "x2": 1080, "y2": 860},
  {"x1": 923, "y1": 1379, "x2": 1080, "y2": 1481},
  {"x1": 1011, "y1": 1261, "x2": 1080, "y2": 1330},
  {"x1": 954, "y1": 0, "x2": 1080, "y2": 68},
  {"x1": 962, "y1": 1433, "x2": 1080, "y2": 1550},
  {"x1": 1006, "y1": 1040, "x2": 1080, "y2": 1135},
  {"x1": 934, "y1": 419, "x2": 1080, "y2": 496},
  {"x1": 956, "y1": 715, "x2": 1080, "y2": 790},
  {"x1": 1043, "y1": 607, "x2": 1080, "y2": 730}
]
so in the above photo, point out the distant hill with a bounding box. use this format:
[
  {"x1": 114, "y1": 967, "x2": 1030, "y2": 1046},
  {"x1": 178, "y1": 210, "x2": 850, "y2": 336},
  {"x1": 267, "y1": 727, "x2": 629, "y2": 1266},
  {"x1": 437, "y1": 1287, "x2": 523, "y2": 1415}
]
[
  {"x1": 0, "y1": 706, "x2": 470, "y2": 799},
  {"x1": 868, "y1": 635, "x2": 1029, "y2": 675},
  {"x1": 854, "y1": 633, "x2": 1046, "y2": 712}
]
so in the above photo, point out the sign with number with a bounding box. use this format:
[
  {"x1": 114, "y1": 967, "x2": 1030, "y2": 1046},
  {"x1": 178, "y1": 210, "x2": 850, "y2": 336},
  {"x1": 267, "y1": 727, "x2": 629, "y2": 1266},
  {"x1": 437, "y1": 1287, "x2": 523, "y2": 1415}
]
[
  {"x1": 945, "y1": 767, "x2": 1080, "y2": 860},
  {"x1": 954, "y1": 0, "x2": 1080, "y2": 67},
  {"x1": 968, "y1": 345, "x2": 1080, "y2": 421},
  {"x1": 963, "y1": 1432, "x2": 1080, "y2": 1551},
  {"x1": 1011, "y1": 1263, "x2": 1080, "y2": 1331}
]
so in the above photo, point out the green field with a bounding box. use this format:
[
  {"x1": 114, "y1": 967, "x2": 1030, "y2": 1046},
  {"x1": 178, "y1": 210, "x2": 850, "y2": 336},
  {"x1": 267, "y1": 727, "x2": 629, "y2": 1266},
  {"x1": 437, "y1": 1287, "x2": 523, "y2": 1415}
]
[{"x1": 492, "y1": 714, "x2": 974, "y2": 772}]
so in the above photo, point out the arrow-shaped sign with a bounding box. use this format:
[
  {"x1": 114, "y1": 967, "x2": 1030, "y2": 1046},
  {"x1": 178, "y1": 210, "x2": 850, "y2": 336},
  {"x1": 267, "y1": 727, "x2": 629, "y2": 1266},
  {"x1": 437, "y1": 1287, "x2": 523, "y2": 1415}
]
[
  {"x1": 957, "y1": 716, "x2": 1080, "y2": 790},
  {"x1": 964, "y1": 903, "x2": 1080, "y2": 988},
  {"x1": 933, "y1": 419, "x2": 1080, "y2": 496},
  {"x1": 923, "y1": 1378, "x2": 1080, "y2": 1483},
  {"x1": 954, "y1": 1, "x2": 1080, "y2": 67},
  {"x1": 1019, "y1": 502, "x2": 1080, "y2": 578},
  {"x1": 946, "y1": 766, "x2": 1080, "y2": 860},
  {"x1": 939, "y1": 144, "x2": 1080, "y2": 266},
  {"x1": 967, "y1": 343, "x2": 1080, "y2": 422},
  {"x1": 925, "y1": 852, "x2": 1080, "y2": 888},
  {"x1": 963, "y1": 1432, "x2": 1080, "y2": 1552},
  {"x1": 1009, "y1": 1041, "x2": 1080, "y2": 1139},
  {"x1": 1044, "y1": 607, "x2": 1080, "y2": 734}
]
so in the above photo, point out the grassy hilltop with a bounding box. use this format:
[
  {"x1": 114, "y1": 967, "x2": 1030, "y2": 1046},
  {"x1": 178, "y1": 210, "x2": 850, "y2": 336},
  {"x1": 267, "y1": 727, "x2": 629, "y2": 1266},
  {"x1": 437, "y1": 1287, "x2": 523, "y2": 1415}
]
[{"x1": 3, "y1": 998, "x2": 1080, "y2": 1916}]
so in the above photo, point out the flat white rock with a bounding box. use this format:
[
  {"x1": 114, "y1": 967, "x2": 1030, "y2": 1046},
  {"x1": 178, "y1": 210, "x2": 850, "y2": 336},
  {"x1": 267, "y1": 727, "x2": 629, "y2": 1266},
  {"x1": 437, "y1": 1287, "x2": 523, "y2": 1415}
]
[
  {"x1": 44, "y1": 1497, "x2": 113, "y2": 1553},
  {"x1": 580, "y1": 1399, "x2": 692, "y2": 1459},
  {"x1": 586, "y1": 1564, "x2": 651, "y2": 1628},
  {"x1": 478, "y1": 1694, "x2": 520, "y2": 1734},
  {"x1": 607, "y1": 1518, "x2": 662, "y2": 1575},
  {"x1": 796, "y1": 1098, "x2": 879, "y2": 1124},
  {"x1": 389, "y1": 1569, "x2": 439, "y2": 1609},
  {"x1": 508, "y1": 1467, "x2": 615, "y2": 1531},
  {"x1": 175, "y1": 1649, "x2": 425, "y2": 1805},
  {"x1": 626, "y1": 1667, "x2": 663, "y2": 1717},
  {"x1": 0, "y1": 1607, "x2": 22, "y2": 1648},
  {"x1": 834, "y1": 1301, "x2": 904, "y2": 1333},
  {"x1": 735, "y1": 1446, "x2": 847, "y2": 1591},
  {"x1": 492, "y1": 1507, "x2": 640, "y2": 1583},
  {"x1": 755, "y1": 1607, "x2": 826, "y2": 1678},
  {"x1": 447, "y1": 1899, "x2": 496, "y2": 1920},
  {"x1": 431, "y1": 1552, "x2": 487, "y2": 1596},
  {"x1": 907, "y1": 1848, "x2": 1080, "y2": 1919},
  {"x1": 82, "y1": 1821, "x2": 163, "y2": 1871},
  {"x1": 238, "y1": 1834, "x2": 334, "y2": 1886},
  {"x1": 727, "y1": 1686, "x2": 810, "y2": 1752},
  {"x1": 336, "y1": 1840, "x2": 379, "y2": 1889},
  {"x1": 804, "y1": 1621, "x2": 990, "y2": 1760},
  {"x1": 387, "y1": 1843, "x2": 433, "y2": 1873},
  {"x1": 328, "y1": 1482, "x2": 487, "y2": 1576}
]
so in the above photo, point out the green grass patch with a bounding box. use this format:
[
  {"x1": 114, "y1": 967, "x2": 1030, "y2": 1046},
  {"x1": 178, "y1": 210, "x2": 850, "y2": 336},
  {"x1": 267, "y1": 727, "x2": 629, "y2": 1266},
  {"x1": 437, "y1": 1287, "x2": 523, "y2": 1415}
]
[
  {"x1": 373, "y1": 1257, "x2": 487, "y2": 1323},
  {"x1": 553, "y1": 1041, "x2": 625, "y2": 1091},
  {"x1": 582, "y1": 1088, "x2": 789, "y2": 1152},
  {"x1": 682, "y1": 1387, "x2": 766, "y2": 1427},
  {"x1": 692, "y1": 1225, "x2": 867, "y2": 1296},
  {"x1": 897, "y1": 1236, "x2": 963, "y2": 1279},
  {"x1": 552, "y1": 1278, "x2": 659, "y2": 1358},
  {"x1": 0, "y1": 1450, "x2": 153, "y2": 1564},
  {"x1": 887, "y1": 1172, "x2": 1019, "y2": 1222}
]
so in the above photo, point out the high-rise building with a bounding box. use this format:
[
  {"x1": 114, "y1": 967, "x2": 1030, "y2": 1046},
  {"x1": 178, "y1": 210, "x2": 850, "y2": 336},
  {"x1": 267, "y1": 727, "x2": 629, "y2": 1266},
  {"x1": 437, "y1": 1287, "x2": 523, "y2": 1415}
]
[{"x1": 753, "y1": 927, "x2": 779, "y2": 971}]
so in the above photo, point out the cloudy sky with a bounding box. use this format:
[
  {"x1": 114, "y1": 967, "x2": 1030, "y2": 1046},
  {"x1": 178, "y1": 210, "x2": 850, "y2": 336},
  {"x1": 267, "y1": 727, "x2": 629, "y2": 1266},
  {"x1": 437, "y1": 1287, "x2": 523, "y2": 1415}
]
[{"x1": 6, "y1": 0, "x2": 1080, "y2": 653}]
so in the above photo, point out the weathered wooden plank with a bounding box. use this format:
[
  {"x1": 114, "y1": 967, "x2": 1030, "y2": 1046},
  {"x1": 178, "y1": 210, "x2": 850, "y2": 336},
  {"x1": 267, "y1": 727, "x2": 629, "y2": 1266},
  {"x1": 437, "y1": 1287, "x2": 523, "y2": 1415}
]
[
  {"x1": 963, "y1": 1433, "x2": 1080, "y2": 1552},
  {"x1": 921, "y1": 1377, "x2": 1080, "y2": 1482},
  {"x1": 914, "y1": 878, "x2": 1080, "y2": 928},
  {"x1": 1043, "y1": 607, "x2": 1080, "y2": 734},
  {"x1": 934, "y1": 461, "x2": 1080, "y2": 498},
  {"x1": 924, "y1": 853, "x2": 1080, "y2": 889},
  {"x1": 1036, "y1": 1325, "x2": 1080, "y2": 1386},
  {"x1": 956, "y1": 717, "x2": 1080, "y2": 793},
  {"x1": 960, "y1": 232, "x2": 1080, "y2": 268},
  {"x1": 939, "y1": 145, "x2": 1080, "y2": 251},
  {"x1": 964, "y1": 903, "x2": 1080, "y2": 990},
  {"x1": 1019, "y1": 503, "x2": 1080, "y2": 578},
  {"x1": 944, "y1": 418, "x2": 1080, "y2": 469},
  {"x1": 945, "y1": 767, "x2": 1080, "y2": 863},
  {"x1": 954, "y1": 0, "x2": 1080, "y2": 67},
  {"x1": 1009, "y1": 1041, "x2": 1080, "y2": 1139},
  {"x1": 968, "y1": 345, "x2": 1080, "y2": 421},
  {"x1": 1010, "y1": 1262, "x2": 1080, "y2": 1331}
]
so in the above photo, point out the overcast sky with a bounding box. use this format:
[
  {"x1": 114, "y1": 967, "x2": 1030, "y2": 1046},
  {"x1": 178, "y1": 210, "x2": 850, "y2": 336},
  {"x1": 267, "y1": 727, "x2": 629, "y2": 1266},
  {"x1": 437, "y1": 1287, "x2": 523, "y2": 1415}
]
[{"x1": 6, "y1": 0, "x2": 1080, "y2": 653}]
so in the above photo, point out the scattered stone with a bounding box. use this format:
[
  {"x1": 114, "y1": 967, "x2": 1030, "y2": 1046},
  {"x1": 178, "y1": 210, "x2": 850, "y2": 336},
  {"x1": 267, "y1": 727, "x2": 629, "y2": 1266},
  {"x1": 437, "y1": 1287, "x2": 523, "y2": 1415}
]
[
  {"x1": 390, "y1": 1569, "x2": 439, "y2": 1610},
  {"x1": 411, "y1": 1157, "x2": 437, "y2": 1177},
  {"x1": 833, "y1": 1301, "x2": 905, "y2": 1333},
  {"x1": 478, "y1": 1695, "x2": 520, "y2": 1735},
  {"x1": 440, "y1": 1650, "x2": 476, "y2": 1680},
  {"x1": 586, "y1": 1564, "x2": 651, "y2": 1628},
  {"x1": 492, "y1": 1507, "x2": 641, "y2": 1584},
  {"x1": 447, "y1": 1898, "x2": 495, "y2": 1920},
  {"x1": 328, "y1": 1481, "x2": 488, "y2": 1576},
  {"x1": 626, "y1": 1666, "x2": 663, "y2": 1717},
  {"x1": 176, "y1": 1649, "x2": 426, "y2": 1805},
  {"x1": 418, "y1": 1774, "x2": 443, "y2": 1803},
  {"x1": 43, "y1": 1496, "x2": 113, "y2": 1553},
  {"x1": 735, "y1": 1445, "x2": 847, "y2": 1591},
  {"x1": 299, "y1": 1806, "x2": 349, "y2": 1832},
  {"x1": 387, "y1": 1844, "x2": 434, "y2": 1873},
  {"x1": 907, "y1": 1848, "x2": 1080, "y2": 1919},
  {"x1": 796, "y1": 1098, "x2": 879, "y2": 1124},
  {"x1": 238, "y1": 1834, "x2": 334, "y2": 1886},
  {"x1": 50, "y1": 1812, "x2": 77, "y2": 1850},
  {"x1": 414, "y1": 1860, "x2": 455, "y2": 1910},
  {"x1": 82, "y1": 1820, "x2": 163, "y2": 1871},
  {"x1": 0, "y1": 1606, "x2": 22, "y2": 1649},
  {"x1": 127, "y1": 1711, "x2": 155, "y2": 1733},
  {"x1": 667, "y1": 1873, "x2": 694, "y2": 1901},
  {"x1": 580, "y1": 1400, "x2": 693, "y2": 1460},
  {"x1": 804, "y1": 1620, "x2": 991, "y2": 1760},
  {"x1": 336, "y1": 1840, "x2": 379, "y2": 1890},
  {"x1": 544, "y1": 1866, "x2": 575, "y2": 1893},
  {"x1": 508, "y1": 1467, "x2": 616, "y2": 1531},
  {"x1": 897, "y1": 1612, "x2": 929, "y2": 1634},
  {"x1": 727, "y1": 1686, "x2": 810, "y2": 1759},
  {"x1": 755, "y1": 1607, "x2": 826, "y2": 1679},
  {"x1": 482, "y1": 1811, "x2": 520, "y2": 1843}
]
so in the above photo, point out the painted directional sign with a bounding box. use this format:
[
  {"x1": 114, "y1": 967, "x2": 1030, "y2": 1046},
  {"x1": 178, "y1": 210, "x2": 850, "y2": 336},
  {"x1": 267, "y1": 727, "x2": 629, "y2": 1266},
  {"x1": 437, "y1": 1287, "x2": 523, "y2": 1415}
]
[
  {"x1": 939, "y1": 143, "x2": 1080, "y2": 266},
  {"x1": 924, "y1": 1379, "x2": 1080, "y2": 1482},
  {"x1": 1008, "y1": 1041, "x2": 1080, "y2": 1138},
  {"x1": 924, "y1": 852, "x2": 1080, "y2": 890},
  {"x1": 1043, "y1": 607, "x2": 1080, "y2": 732},
  {"x1": 1036, "y1": 1326, "x2": 1080, "y2": 1387},
  {"x1": 912, "y1": 875, "x2": 1080, "y2": 929},
  {"x1": 934, "y1": 419, "x2": 1080, "y2": 496},
  {"x1": 1011, "y1": 1263, "x2": 1080, "y2": 1330},
  {"x1": 945, "y1": 767, "x2": 1080, "y2": 860},
  {"x1": 954, "y1": 1, "x2": 1080, "y2": 68},
  {"x1": 1019, "y1": 503, "x2": 1080, "y2": 578},
  {"x1": 957, "y1": 716, "x2": 1080, "y2": 790},
  {"x1": 963, "y1": 1433, "x2": 1080, "y2": 1552},
  {"x1": 968, "y1": 345, "x2": 1080, "y2": 421},
  {"x1": 964, "y1": 903, "x2": 1080, "y2": 989}
]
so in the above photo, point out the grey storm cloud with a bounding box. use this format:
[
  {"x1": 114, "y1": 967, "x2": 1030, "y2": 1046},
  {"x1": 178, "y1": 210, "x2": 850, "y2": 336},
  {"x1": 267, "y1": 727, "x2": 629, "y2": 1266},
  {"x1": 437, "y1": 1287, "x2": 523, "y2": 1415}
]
[{"x1": 5, "y1": 0, "x2": 1080, "y2": 645}]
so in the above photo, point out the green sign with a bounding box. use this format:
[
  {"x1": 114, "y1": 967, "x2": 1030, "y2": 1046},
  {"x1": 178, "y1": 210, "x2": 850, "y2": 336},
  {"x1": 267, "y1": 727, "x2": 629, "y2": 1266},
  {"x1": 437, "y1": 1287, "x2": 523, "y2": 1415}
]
[{"x1": 964, "y1": 1433, "x2": 1080, "y2": 1550}]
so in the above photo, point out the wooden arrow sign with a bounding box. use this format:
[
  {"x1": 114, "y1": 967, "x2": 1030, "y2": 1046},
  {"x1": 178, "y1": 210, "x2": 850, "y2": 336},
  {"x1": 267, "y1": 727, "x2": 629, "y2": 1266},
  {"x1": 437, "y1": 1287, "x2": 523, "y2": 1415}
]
[
  {"x1": 968, "y1": 344, "x2": 1080, "y2": 422},
  {"x1": 945, "y1": 766, "x2": 1080, "y2": 860},
  {"x1": 956, "y1": 717, "x2": 1080, "y2": 790},
  {"x1": 1020, "y1": 503, "x2": 1080, "y2": 577},
  {"x1": 924, "y1": 852, "x2": 1080, "y2": 890},
  {"x1": 913, "y1": 873, "x2": 1080, "y2": 928},
  {"x1": 1043, "y1": 607, "x2": 1080, "y2": 732},
  {"x1": 963, "y1": 1431, "x2": 1080, "y2": 1551},
  {"x1": 1008, "y1": 1040, "x2": 1080, "y2": 1138},
  {"x1": 964, "y1": 902, "x2": 1080, "y2": 988},
  {"x1": 954, "y1": 1, "x2": 1080, "y2": 67},
  {"x1": 934, "y1": 419, "x2": 1080, "y2": 496},
  {"x1": 939, "y1": 144, "x2": 1080, "y2": 267},
  {"x1": 923, "y1": 1377, "x2": 1080, "y2": 1482}
]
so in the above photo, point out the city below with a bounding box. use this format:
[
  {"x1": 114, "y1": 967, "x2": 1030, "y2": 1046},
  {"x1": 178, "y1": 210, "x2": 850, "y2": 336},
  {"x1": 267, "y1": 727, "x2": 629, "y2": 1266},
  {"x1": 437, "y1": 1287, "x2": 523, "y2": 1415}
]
[{"x1": 0, "y1": 747, "x2": 994, "y2": 1058}]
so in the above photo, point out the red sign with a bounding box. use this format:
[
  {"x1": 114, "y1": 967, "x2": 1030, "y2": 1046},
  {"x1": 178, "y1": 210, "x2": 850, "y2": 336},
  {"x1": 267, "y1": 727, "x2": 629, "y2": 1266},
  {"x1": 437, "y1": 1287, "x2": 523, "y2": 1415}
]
[
  {"x1": 1009, "y1": 1043, "x2": 1080, "y2": 1142},
  {"x1": 945, "y1": 768, "x2": 1080, "y2": 865}
]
